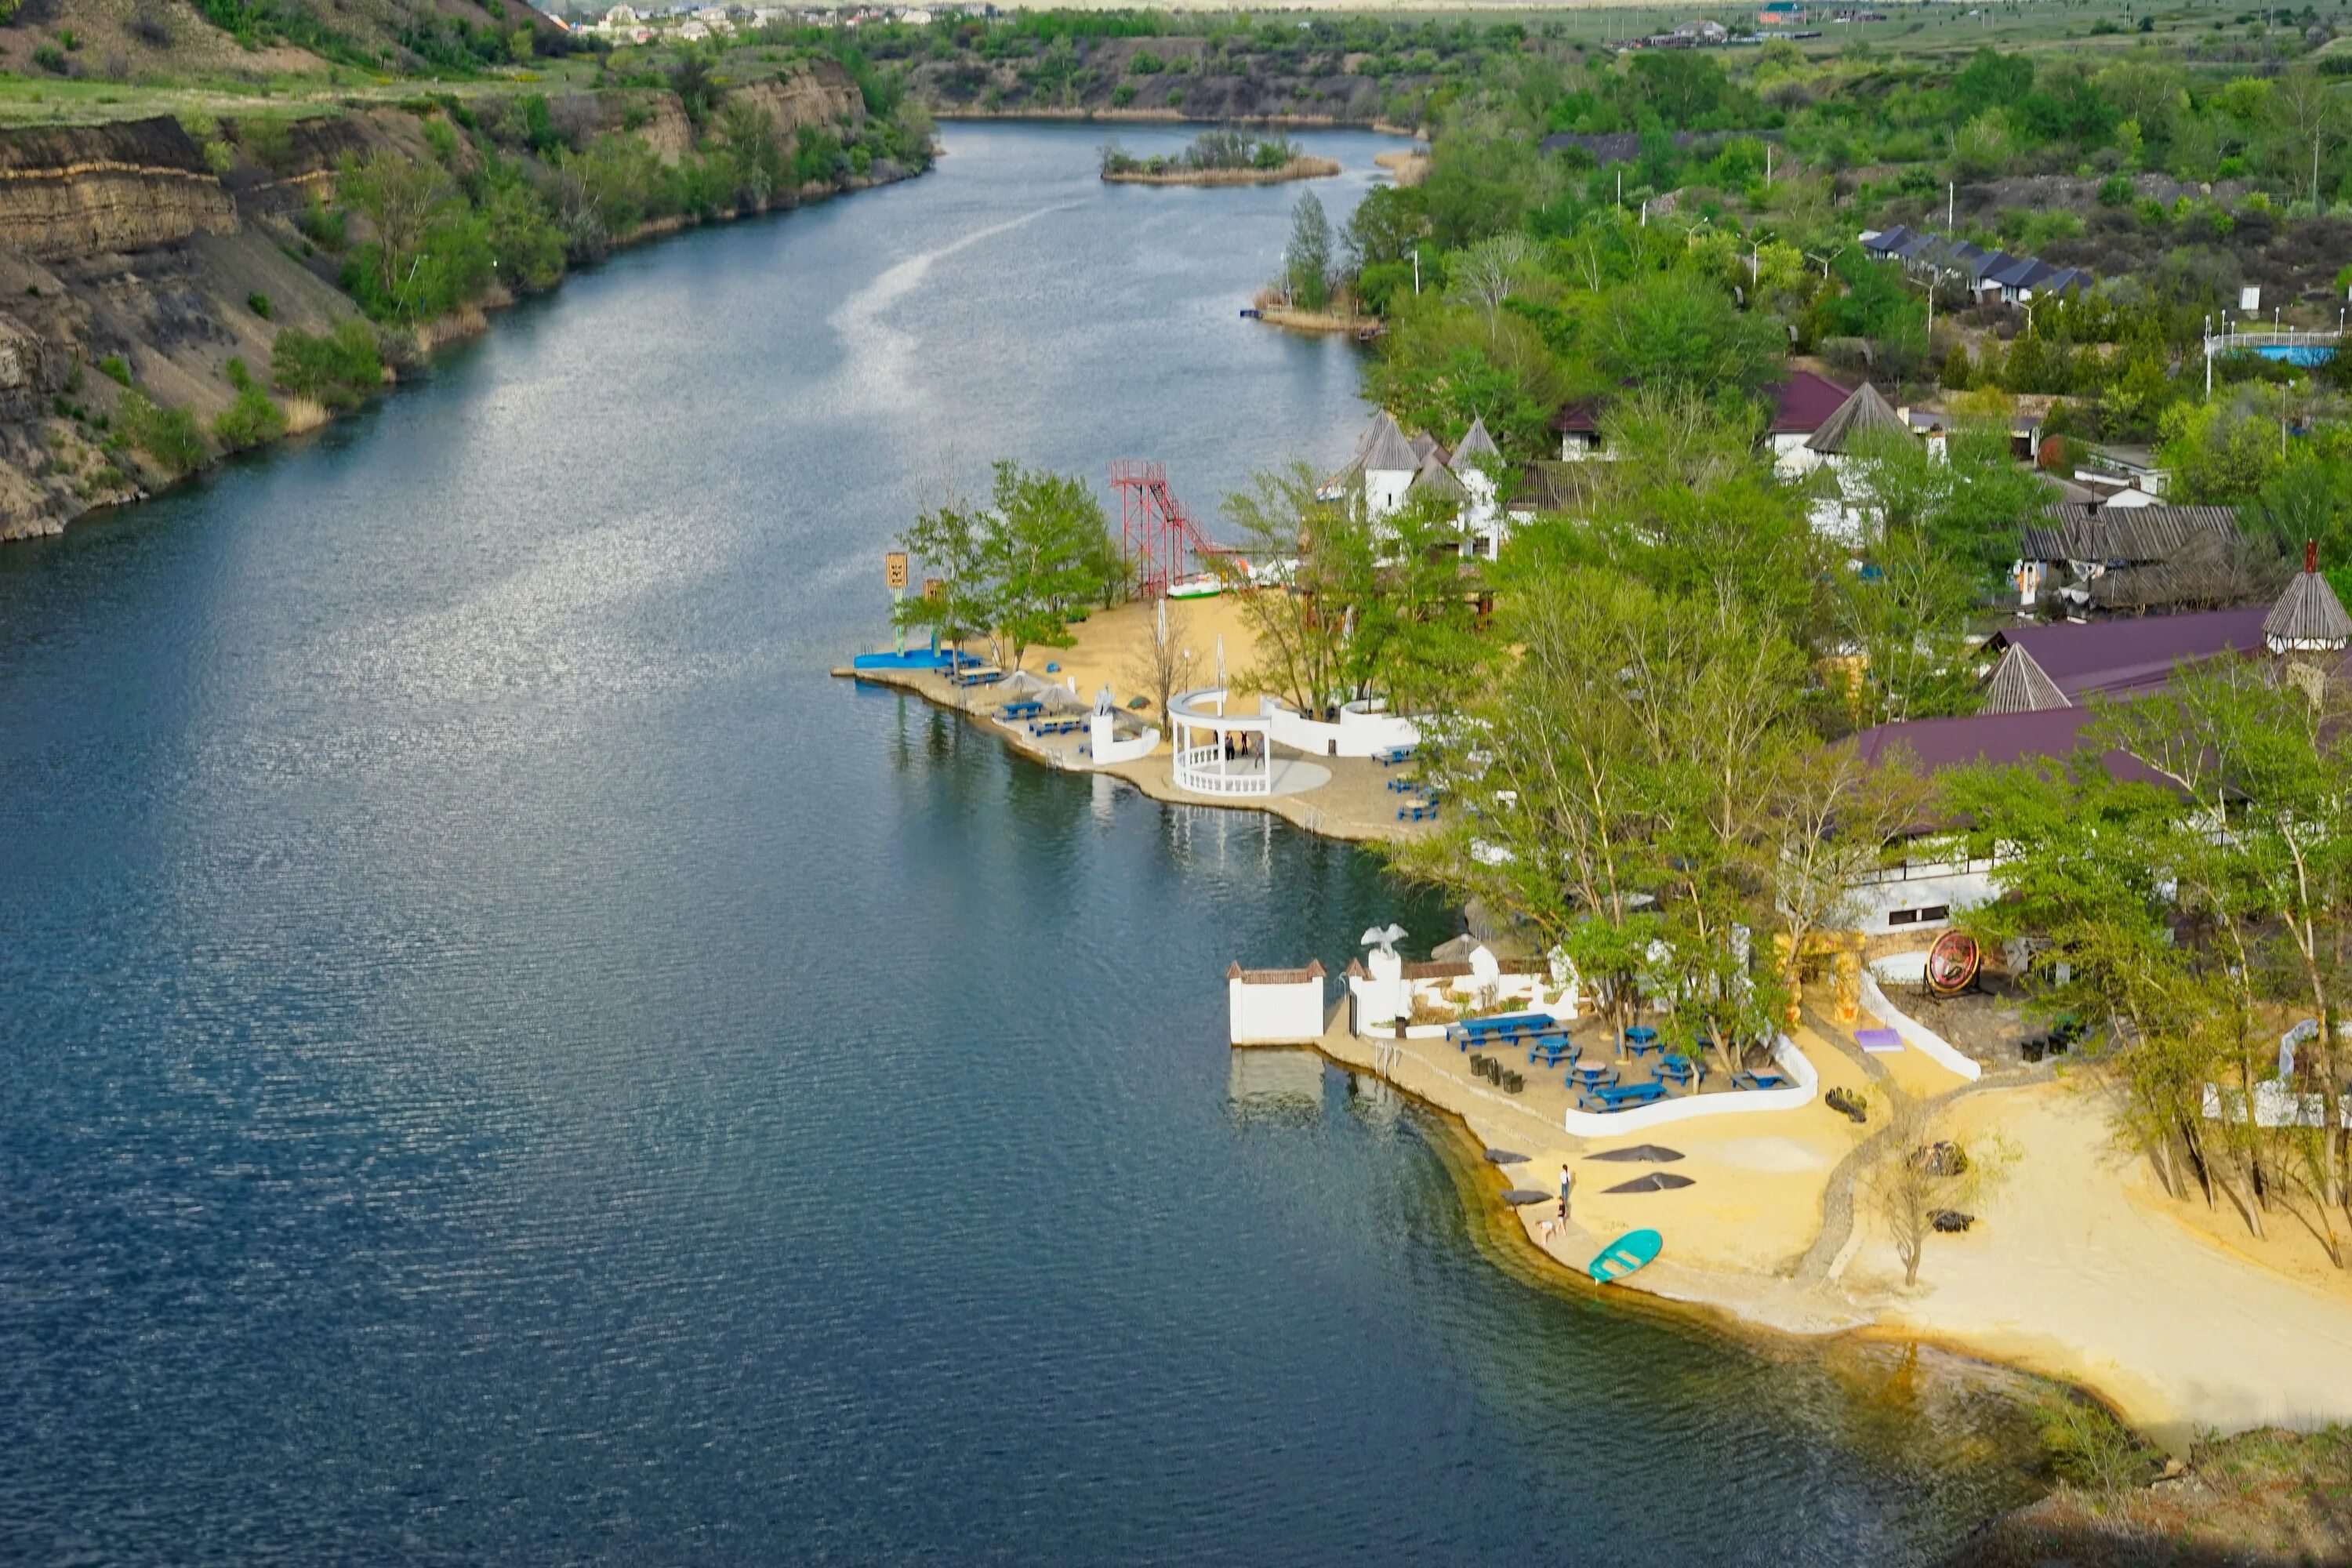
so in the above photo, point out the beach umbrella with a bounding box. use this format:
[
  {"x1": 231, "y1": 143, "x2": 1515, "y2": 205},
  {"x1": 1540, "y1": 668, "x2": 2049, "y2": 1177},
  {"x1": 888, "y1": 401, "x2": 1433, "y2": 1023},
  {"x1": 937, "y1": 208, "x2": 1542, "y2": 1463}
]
[
  {"x1": 1483, "y1": 1148, "x2": 1529, "y2": 1166},
  {"x1": 1588, "y1": 1145, "x2": 1686, "y2": 1164},
  {"x1": 1602, "y1": 1172, "x2": 1695, "y2": 1194},
  {"x1": 1500, "y1": 1189, "x2": 1554, "y2": 1206}
]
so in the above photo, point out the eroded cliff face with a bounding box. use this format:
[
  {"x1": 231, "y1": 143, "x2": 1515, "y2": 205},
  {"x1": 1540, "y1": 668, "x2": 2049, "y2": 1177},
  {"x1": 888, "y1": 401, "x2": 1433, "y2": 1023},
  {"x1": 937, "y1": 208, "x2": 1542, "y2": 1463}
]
[
  {"x1": 734, "y1": 61, "x2": 866, "y2": 138},
  {"x1": 0, "y1": 115, "x2": 363, "y2": 541},
  {"x1": 0, "y1": 74, "x2": 917, "y2": 543},
  {"x1": 0, "y1": 118, "x2": 237, "y2": 262}
]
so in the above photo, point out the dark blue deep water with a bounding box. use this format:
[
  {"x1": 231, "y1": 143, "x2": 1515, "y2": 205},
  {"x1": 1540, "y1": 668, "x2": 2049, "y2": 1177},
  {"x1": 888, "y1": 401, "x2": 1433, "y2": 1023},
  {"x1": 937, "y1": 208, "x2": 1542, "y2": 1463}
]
[{"x1": 0, "y1": 122, "x2": 2041, "y2": 1563}]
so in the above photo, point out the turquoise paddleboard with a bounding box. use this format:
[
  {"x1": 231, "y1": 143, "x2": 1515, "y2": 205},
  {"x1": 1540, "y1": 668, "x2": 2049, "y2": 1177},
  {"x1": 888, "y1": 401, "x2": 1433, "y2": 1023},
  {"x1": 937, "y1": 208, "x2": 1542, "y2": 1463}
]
[{"x1": 1588, "y1": 1228, "x2": 1662, "y2": 1283}]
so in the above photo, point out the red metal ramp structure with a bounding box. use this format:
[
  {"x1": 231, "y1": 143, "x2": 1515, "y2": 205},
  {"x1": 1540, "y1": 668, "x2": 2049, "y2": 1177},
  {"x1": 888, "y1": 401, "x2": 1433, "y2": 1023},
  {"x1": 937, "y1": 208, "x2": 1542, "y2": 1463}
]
[{"x1": 1109, "y1": 460, "x2": 1221, "y2": 597}]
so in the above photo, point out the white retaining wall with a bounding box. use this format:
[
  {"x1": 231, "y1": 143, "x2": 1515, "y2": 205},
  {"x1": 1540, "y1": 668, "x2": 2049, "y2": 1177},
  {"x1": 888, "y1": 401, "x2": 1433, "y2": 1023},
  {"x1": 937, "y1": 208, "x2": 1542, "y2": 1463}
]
[
  {"x1": 1560, "y1": 1033, "x2": 1818, "y2": 1137},
  {"x1": 1229, "y1": 964, "x2": 1328, "y2": 1044},
  {"x1": 1262, "y1": 697, "x2": 1421, "y2": 759},
  {"x1": 1857, "y1": 971, "x2": 1984, "y2": 1082},
  {"x1": 1086, "y1": 710, "x2": 1160, "y2": 766}
]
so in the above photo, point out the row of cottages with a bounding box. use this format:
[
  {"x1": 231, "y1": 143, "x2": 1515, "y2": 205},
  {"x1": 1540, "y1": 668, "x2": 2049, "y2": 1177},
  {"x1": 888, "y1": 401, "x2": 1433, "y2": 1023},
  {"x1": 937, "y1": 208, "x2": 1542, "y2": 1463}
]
[
  {"x1": 1841, "y1": 555, "x2": 2352, "y2": 931},
  {"x1": 1325, "y1": 411, "x2": 1515, "y2": 558},
  {"x1": 1858, "y1": 224, "x2": 2095, "y2": 307}
]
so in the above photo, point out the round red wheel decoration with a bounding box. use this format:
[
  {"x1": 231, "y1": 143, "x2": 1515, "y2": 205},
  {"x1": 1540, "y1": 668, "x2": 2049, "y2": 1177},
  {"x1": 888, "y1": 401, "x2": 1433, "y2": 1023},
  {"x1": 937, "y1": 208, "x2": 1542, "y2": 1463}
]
[{"x1": 1926, "y1": 931, "x2": 1980, "y2": 996}]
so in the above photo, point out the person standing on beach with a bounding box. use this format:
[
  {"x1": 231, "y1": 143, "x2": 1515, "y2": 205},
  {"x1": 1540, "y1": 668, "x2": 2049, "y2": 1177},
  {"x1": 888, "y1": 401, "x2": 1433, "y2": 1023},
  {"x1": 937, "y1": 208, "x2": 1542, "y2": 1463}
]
[{"x1": 1559, "y1": 1163, "x2": 1573, "y2": 1222}]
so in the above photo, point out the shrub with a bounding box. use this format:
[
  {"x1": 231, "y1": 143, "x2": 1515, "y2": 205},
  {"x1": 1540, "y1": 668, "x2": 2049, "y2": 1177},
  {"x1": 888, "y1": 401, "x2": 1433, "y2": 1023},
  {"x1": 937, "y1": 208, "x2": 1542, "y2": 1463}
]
[
  {"x1": 269, "y1": 321, "x2": 382, "y2": 408},
  {"x1": 245, "y1": 292, "x2": 272, "y2": 319},
  {"x1": 32, "y1": 42, "x2": 71, "y2": 74},
  {"x1": 118, "y1": 391, "x2": 206, "y2": 476},
  {"x1": 97, "y1": 354, "x2": 132, "y2": 386},
  {"x1": 1110, "y1": 82, "x2": 1134, "y2": 107},
  {"x1": 296, "y1": 194, "x2": 347, "y2": 251},
  {"x1": 1127, "y1": 49, "x2": 1163, "y2": 74},
  {"x1": 212, "y1": 383, "x2": 286, "y2": 450},
  {"x1": 2096, "y1": 174, "x2": 2133, "y2": 206}
]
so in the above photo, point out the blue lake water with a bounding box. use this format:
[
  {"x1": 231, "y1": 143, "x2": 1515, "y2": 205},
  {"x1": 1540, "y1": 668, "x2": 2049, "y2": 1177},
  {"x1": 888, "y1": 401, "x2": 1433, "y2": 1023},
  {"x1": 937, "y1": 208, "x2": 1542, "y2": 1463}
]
[{"x1": 0, "y1": 120, "x2": 2041, "y2": 1563}]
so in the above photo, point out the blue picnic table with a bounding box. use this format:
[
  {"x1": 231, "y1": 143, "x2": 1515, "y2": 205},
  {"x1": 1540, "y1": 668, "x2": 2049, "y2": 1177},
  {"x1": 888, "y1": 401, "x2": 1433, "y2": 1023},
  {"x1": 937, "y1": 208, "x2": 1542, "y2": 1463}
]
[
  {"x1": 1524, "y1": 1031, "x2": 1575, "y2": 1068},
  {"x1": 1385, "y1": 775, "x2": 1420, "y2": 793},
  {"x1": 1622, "y1": 1025, "x2": 1661, "y2": 1057},
  {"x1": 1030, "y1": 717, "x2": 1086, "y2": 737},
  {"x1": 1656, "y1": 1053, "x2": 1701, "y2": 1089},
  {"x1": 1733, "y1": 1069, "x2": 1789, "y2": 1092},
  {"x1": 1447, "y1": 1013, "x2": 1553, "y2": 1052},
  {"x1": 1581, "y1": 1080, "x2": 1668, "y2": 1113},
  {"x1": 1374, "y1": 746, "x2": 1416, "y2": 767},
  {"x1": 949, "y1": 666, "x2": 1004, "y2": 688},
  {"x1": 1397, "y1": 800, "x2": 1439, "y2": 822},
  {"x1": 998, "y1": 699, "x2": 1044, "y2": 720},
  {"x1": 1569, "y1": 1059, "x2": 1614, "y2": 1091}
]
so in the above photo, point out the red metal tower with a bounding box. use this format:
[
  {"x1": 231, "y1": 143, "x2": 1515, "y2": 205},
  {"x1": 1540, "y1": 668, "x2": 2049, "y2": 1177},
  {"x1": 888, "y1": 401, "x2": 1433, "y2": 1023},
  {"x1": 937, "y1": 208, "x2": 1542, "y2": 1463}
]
[{"x1": 1109, "y1": 460, "x2": 1218, "y2": 597}]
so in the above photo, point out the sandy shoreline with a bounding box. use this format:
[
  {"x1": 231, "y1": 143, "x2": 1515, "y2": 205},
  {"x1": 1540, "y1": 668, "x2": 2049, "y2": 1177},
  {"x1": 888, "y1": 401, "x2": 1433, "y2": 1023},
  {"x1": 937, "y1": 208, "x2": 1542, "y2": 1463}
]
[{"x1": 835, "y1": 614, "x2": 2352, "y2": 1450}]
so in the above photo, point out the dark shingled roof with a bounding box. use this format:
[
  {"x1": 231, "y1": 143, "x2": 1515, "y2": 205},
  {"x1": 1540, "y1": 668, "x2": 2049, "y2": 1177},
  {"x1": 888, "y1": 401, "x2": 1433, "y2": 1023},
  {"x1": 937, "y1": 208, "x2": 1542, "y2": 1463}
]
[
  {"x1": 2265, "y1": 558, "x2": 2352, "y2": 652},
  {"x1": 1982, "y1": 607, "x2": 2268, "y2": 697},
  {"x1": 1980, "y1": 644, "x2": 2071, "y2": 714},
  {"x1": 1411, "y1": 448, "x2": 1469, "y2": 501},
  {"x1": 1452, "y1": 415, "x2": 1501, "y2": 466},
  {"x1": 1806, "y1": 380, "x2": 1907, "y2": 455},
  {"x1": 2021, "y1": 505, "x2": 2241, "y2": 564}
]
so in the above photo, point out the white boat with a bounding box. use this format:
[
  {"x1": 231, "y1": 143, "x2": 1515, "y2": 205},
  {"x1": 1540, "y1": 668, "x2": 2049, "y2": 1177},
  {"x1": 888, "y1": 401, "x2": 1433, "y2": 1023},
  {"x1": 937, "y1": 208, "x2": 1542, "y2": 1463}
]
[{"x1": 1166, "y1": 573, "x2": 1224, "y2": 600}]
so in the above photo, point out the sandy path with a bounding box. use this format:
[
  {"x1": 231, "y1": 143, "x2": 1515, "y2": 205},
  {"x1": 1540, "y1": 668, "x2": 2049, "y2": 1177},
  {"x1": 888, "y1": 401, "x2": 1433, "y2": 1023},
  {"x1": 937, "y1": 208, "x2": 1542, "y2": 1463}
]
[{"x1": 1865, "y1": 1083, "x2": 2352, "y2": 1445}]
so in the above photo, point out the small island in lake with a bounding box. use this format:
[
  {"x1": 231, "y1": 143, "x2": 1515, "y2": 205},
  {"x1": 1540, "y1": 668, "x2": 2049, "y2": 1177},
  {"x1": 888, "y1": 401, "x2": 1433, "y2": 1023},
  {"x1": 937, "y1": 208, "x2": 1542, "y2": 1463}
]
[{"x1": 1100, "y1": 129, "x2": 1339, "y2": 187}]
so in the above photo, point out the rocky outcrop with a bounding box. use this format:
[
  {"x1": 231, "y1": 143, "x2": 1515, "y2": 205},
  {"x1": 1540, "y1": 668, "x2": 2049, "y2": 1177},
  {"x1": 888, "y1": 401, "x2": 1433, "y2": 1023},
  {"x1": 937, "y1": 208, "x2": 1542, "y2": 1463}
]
[
  {"x1": 0, "y1": 118, "x2": 237, "y2": 261},
  {"x1": 731, "y1": 60, "x2": 866, "y2": 136}
]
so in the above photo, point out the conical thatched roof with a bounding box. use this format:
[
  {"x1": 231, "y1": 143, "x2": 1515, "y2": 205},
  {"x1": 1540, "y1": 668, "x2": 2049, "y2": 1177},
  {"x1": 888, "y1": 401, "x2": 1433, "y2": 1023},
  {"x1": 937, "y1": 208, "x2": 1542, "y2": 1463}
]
[
  {"x1": 1411, "y1": 448, "x2": 1469, "y2": 501},
  {"x1": 1452, "y1": 415, "x2": 1501, "y2": 467},
  {"x1": 1358, "y1": 412, "x2": 1420, "y2": 476},
  {"x1": 1806, "y1": 381, "x2": 1907, "y2": 456},
  {"x1": 2265, "y1": 546, "x2": 2352, "y2": 653},
  {"x1": 1981, "y1": 643, "x2": 2071, "y2": 714}
]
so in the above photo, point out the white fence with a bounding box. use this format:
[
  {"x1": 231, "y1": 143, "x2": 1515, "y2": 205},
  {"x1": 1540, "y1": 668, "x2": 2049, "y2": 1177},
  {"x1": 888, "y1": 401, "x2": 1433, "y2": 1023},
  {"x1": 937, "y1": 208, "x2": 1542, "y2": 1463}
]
[
  {"x1": 1560, "y1": 1033, "x2": 1818, "y2": 1136},
  {"x1": 1857, "y1": 971, "x2": 1984, "y2": 1081}
]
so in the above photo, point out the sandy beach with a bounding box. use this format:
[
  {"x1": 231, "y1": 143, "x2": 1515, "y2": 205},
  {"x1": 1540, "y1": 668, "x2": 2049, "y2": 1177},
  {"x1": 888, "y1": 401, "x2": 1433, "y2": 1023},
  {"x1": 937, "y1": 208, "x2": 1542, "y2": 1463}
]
[
  {"x1": 840, "y1": 601, "x2": 2352, "y2": 1450},
  {"x1": 1310, "y1": 1000, "x2": 2352, "y2": 1449}
]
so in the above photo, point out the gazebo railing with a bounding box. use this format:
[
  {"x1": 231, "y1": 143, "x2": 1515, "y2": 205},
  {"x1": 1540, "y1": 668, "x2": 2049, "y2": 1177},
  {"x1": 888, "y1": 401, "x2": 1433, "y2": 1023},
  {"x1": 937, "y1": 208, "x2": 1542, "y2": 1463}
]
[{"x1": 1174, "y1": 743, "x2": 1272, "y2": 796}]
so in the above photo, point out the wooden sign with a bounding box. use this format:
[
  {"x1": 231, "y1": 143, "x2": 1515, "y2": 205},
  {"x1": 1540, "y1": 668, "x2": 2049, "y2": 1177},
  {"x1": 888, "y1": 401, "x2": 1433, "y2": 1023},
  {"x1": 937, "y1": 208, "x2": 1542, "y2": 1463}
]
[
  {"x1": 923, "y1": 577, "x2": 946, "y2": 602},
  {"x1": 885, "y1": 551, "x2": 909, "y2": 591}
]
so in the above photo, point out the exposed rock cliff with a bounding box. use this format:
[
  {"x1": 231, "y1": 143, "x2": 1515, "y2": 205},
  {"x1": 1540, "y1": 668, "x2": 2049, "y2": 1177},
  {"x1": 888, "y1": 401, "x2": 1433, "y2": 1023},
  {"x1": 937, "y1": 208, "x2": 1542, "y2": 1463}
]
[
  {"x1": 0, "y1": 118, "x2": 236, "y2": 261},
  {"x1": 734, "y1": 61, "x2": 867, "y2": 137}
]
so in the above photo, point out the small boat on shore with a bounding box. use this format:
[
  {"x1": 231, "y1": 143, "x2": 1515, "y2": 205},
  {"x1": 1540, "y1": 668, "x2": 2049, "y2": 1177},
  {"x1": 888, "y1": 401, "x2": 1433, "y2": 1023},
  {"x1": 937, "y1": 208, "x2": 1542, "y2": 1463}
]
[
  {"x1": 1167, "y1": 573, "x2": 1225, "y2": 600},
  {"x1": 1588, "y1": 1228, "x2": 1662, "y2": 1284}
]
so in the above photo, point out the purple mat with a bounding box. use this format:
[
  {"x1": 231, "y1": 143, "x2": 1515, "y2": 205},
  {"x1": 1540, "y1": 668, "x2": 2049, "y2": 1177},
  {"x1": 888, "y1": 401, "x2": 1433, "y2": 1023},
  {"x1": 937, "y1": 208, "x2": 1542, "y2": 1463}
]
[{"x1": 1857, "y1": 1028, "x2": 1904, "y2": 1054}]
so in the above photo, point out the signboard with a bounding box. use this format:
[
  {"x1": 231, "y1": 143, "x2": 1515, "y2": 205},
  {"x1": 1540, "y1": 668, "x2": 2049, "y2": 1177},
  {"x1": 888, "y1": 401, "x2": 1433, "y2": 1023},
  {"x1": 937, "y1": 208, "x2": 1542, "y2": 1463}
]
[
  {"x1": 885, "y1": 551, "x2": 909, "y2": 591},
  {"x1": 923, "y1": 577, "x2": 946, "y2": 603}
]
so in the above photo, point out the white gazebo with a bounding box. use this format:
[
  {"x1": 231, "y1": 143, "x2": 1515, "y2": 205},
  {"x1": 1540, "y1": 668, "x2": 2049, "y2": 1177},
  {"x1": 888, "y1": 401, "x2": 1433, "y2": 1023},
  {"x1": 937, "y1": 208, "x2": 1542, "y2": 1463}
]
[{"x1": 1169, "y1": 687, "x2": 1272, "y2": 797}]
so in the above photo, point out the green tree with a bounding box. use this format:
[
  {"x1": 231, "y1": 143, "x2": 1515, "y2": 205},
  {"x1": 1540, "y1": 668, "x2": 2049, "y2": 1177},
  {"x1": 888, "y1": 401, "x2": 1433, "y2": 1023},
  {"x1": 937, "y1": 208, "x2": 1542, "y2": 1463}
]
[
  {"x1": 1286, "y1": 190, "x2": 1334, "y2": 311},
  {"x1": 981, "y1": 461, "x2": 1116, "y2": 670},
  {"x1": 1592, "y1": 272, "x2": 1783, "y2": 397}
]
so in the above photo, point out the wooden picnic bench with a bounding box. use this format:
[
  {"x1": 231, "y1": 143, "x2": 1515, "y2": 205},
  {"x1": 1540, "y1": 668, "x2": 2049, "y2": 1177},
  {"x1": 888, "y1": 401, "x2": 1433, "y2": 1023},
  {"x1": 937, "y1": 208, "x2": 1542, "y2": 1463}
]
[{"x1": 949, "y1": 666, "x2": 1005, "y2": 688}]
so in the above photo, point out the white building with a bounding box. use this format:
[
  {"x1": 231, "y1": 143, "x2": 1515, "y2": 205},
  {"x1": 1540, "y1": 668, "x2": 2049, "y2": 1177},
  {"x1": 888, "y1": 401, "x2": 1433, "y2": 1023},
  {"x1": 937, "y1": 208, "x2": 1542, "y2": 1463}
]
[{"x1": 1325, "y1": 410, "x2": 1514, "y2": 560}]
